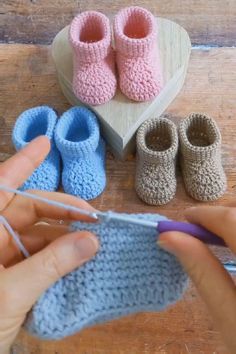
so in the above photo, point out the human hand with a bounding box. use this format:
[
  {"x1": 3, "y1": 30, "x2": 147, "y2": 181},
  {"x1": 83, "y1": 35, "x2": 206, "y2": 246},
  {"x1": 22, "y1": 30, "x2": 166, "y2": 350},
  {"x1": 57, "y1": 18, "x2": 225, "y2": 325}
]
[
  {"x1": 0, "y1": 137, "x2": 99, "y2": 354},
  {"x1": 159, "y1": 205, "x2": 236, "y2": 353}
]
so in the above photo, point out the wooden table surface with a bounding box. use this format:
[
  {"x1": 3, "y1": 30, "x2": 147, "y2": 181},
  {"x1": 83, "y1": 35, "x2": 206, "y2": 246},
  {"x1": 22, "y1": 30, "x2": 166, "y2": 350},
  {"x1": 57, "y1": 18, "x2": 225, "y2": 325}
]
[{"x1": 1, "y1": 1, "x2": 236, "y2": 353}]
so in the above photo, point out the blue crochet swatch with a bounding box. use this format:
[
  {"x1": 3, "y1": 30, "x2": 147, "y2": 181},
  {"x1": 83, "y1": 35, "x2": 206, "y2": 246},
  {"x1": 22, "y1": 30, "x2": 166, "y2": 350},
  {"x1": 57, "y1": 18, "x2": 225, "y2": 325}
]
[
  {"x1": 55, "y1": 107, "x2": 106, "y2": 200},
  {"x1": 12, "y1": 106, "x2": 60, "y2": 191},
  {"x1": 25, "y1": 213, "x2": 188, "y2": 340}
]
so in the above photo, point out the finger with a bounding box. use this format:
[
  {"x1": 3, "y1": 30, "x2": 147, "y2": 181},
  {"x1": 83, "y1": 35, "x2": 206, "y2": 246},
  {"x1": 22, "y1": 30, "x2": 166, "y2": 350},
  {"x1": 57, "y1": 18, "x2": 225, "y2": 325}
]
[
  {"x1": 0, "y1": 223, "x2": 70, "y2": 267},
  {"x1": 0, "y1": 221, "x2": 50, "y2": 257},
  {"x1": 2, "y1": 191, "x2": 96, "y2": 231},
  {"x1": 185, "y1": 206, "x2": 236, "y2": 252},
  {"x1": 1, "y1": 224, "x2": 70, "y2": 267},
  {"x1": 0, "y1": 223, "x2": 22, "y2": 267},
  {"x1": 1, "y1": 231, "x2": 99, "y2": 310},
  {"x1": 21, "y1": 224, "x2": 70, "y2": 254},
  {"x1": 0, "y1": 136, "x2": 50, "y2": 210},
  {"x1": 158, "y1": 232, "x2": 236, "y2": 352},
  {"x1": 0, "y1": 223, "x2": 11, "y2": 250}
]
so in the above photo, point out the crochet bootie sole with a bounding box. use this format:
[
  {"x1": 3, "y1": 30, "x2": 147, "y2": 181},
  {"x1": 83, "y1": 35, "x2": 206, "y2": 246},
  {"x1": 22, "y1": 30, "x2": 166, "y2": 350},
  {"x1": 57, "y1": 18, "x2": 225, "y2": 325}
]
[
  {"x1": 185, "y1": 186, "x2": 226, "y2": 202},
  {"x1": 136, "y1": 184, "x2": 177, "y2": 206},
  {"x1": 61, "y1": 138, "x2": 106, "y2": 200},
  {"x1": 20, "y1": 159, "x2": 60, "y2": 192},
  {"x1": 52, "y1": 17, "x2": 191, "y2": 158},
  {"x1": 181, "y1": 169, "x2": 227, "y2": 202},
  {"x1": 25, "y1": 213, "x2": 188, "y2": 339}
]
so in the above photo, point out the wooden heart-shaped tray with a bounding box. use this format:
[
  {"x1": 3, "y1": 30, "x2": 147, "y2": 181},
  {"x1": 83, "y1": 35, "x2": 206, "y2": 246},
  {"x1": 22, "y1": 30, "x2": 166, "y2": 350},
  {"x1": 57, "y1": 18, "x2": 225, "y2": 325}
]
[{"x1": 52, "y1": 18, "x2": 191, "y2": 159}]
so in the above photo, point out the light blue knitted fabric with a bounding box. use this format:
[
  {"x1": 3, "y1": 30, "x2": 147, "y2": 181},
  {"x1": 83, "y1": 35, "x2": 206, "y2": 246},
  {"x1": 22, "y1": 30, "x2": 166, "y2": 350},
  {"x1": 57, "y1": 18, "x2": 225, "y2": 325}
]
[
  {"x1": 25, "y1": 213, "x2": 188, "y2": 340},
  {"x1": 12, "y1": 106, "x2": 60, "y2": 191},
  {"x1": 55, "y1": 107, "x2": 106, "y2": 200}
]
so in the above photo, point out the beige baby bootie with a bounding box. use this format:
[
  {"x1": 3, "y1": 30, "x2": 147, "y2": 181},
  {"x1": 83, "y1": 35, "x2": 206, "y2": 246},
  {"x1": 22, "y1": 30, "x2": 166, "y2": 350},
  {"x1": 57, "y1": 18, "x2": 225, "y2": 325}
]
[
  {"x1": 135, "y1": 117, "x2": 178, "y2": 205},
  {"x1": 179, "y1": 113, "x2": 227, "y2": 201}
]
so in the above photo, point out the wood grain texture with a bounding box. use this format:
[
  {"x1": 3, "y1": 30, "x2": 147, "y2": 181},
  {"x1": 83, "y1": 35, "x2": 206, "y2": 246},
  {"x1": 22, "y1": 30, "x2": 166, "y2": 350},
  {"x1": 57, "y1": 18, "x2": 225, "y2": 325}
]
[
  {"x1": 0, "y1": 44, "x2": 235, "y2": 249},
  {"x1": 0, "y1": 43, "x2": 236, "y2": 352},
  {"x1": 1, "y1": 0, "x2": 236, "y2": 46}
]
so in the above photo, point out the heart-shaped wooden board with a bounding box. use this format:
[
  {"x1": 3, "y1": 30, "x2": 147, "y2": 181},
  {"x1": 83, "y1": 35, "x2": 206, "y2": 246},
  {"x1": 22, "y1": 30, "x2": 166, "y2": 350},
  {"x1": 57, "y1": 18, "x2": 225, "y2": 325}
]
[{"x1": 52, "y1": 18, "x2": 191, "y2": 159}]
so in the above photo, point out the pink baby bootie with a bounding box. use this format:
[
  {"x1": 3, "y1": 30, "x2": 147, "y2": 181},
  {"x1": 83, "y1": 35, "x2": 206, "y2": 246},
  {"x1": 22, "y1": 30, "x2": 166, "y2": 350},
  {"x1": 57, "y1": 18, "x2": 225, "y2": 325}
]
[
  {"x1": 69, "y1": 11, "x2": 117, "y2": 105},
  {"x1": 114, "y1": 6, "x2": 163, "y2": 102}
]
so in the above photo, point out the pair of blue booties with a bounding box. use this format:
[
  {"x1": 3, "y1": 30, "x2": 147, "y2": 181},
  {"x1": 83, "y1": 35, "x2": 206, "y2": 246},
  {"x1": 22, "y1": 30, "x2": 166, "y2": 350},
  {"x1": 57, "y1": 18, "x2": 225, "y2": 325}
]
[{"x1": 12, "y1": 106, "x2": 106, "y2": 200}]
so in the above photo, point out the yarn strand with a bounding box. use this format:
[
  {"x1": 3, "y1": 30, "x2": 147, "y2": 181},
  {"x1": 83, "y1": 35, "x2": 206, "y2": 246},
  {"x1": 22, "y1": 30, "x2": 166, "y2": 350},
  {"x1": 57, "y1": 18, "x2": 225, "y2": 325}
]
[
  {"x1": 0, "y1": 215, "x2": 30, "y2": 258},
  {"x1": 0, "y1": 185, "x2": 98, "y2": 220}
]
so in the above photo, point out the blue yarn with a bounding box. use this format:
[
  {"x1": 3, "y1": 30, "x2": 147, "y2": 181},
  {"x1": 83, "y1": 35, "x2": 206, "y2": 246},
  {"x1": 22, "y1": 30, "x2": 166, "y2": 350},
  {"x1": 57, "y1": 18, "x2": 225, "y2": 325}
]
[
  {"x1": 12, "y1": 106, "x2": 60, "y2": 191},
  {"x1": 25, "y1": 213, "x2": 188, "y2": 340},
  {"x1": 55, "y1": 107, "x2": 106, "y2": 200}
]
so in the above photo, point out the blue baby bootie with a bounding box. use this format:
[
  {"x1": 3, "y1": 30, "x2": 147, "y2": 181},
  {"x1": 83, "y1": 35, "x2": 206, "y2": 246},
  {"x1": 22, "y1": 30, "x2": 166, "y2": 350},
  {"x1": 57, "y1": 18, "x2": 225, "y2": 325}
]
[
  {"x1": 12, "y1": 106, "x2": 60, "y2": 191},
  {"x1": 55, "y1": 107, "x2": 106, "y2": 200}
]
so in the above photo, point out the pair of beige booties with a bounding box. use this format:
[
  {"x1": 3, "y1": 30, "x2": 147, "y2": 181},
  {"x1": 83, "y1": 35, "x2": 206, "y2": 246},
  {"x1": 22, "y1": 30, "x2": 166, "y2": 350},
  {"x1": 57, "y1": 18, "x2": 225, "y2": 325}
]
[{"x1": 135, "y1": 113, "x2": 227, "y2": 205}]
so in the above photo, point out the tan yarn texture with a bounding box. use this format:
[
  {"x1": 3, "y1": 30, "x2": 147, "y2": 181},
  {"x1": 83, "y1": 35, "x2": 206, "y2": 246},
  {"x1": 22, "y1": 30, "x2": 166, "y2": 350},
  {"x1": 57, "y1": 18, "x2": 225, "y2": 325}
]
[
  {"x1": 135, "y1": 117, "x2": 178, "y2": 205},
  {"x1": 179, "y1": 113, "x2": 227, "y2": 201}
]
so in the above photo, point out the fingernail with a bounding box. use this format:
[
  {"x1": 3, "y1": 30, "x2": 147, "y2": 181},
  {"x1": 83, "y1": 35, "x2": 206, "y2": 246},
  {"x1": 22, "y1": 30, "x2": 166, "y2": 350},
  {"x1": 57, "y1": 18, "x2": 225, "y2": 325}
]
[
  {"x1": 35, "y1": 221, "x2": 50, "y2": 226},
  {"x1": 184, "y1": 207, "x2": 197, "y2": 215},
  {"x1": 75, "y1": 235, "x2": 98, "y2": 261},
  {"x1": 157, "y1": 239, "x2": 175, "y2": 254}
]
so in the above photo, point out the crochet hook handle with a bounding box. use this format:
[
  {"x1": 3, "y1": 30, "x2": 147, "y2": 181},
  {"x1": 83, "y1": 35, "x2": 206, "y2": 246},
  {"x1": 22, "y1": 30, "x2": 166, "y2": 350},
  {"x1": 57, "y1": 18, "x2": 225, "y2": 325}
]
[{"x1": 157, "y1": 221, "x2": 226, "y2": 247}]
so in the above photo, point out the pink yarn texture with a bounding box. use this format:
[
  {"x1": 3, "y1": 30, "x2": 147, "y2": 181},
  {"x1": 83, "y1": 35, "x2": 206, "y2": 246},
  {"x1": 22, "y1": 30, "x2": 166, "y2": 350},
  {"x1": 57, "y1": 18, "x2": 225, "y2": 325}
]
[
  {"x1": 69, "y1": 11, "x2": 117, "y2": 106},
  {"x1": 114, "y1": 6, "x2": 163, "y2": 102}
]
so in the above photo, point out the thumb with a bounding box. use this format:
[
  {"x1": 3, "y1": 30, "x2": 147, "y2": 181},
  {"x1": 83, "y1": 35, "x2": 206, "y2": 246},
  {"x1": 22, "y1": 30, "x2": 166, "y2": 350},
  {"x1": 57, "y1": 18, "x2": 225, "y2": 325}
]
[
  {"x1": 158, "y1": 232, "x2": 236, "y2": 352},
  {"x1": 1, "y1": 231, "x2": 99, "y2": 309},
  {"x1": 158, "y1": 231, "x2": 236, "y2": 311}
]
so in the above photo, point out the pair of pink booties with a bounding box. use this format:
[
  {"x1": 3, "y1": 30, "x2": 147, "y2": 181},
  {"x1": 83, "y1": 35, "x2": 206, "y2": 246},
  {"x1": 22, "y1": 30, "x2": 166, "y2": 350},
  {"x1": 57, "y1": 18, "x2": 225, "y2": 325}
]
[{"x1": 69, "y1": 6, "x2": 163, "y2": 105}]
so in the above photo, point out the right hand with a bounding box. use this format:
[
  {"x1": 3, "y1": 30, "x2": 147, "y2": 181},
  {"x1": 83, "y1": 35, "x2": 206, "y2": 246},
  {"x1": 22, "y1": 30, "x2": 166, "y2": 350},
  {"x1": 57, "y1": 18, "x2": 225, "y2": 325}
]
[{"x1": 159, "y1": 204, "x2": 236, "y2": 353}]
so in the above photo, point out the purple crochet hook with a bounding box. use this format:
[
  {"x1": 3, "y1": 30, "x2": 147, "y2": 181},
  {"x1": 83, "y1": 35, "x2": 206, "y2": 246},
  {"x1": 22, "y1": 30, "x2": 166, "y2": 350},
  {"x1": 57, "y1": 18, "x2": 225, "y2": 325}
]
[
  {"x1": 97, "y1": 212, "x2": 226, "y2": 247},
  {"x1": 156, "y1": 220, "x2": 225, "y2": 247},
  {"x1": 0, "y1": 185, "x2": 226, "y2": 248}
]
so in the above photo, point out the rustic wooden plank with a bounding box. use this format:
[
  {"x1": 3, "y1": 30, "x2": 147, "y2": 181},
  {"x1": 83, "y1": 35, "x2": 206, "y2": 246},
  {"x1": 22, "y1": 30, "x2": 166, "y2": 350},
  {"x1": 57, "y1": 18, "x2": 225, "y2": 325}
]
[
  {"x1": 1, "y1": 0, "x2": 236, "y2": 46},
  {"x1": 0, "y1": 44, "x2": 235, "y2": 255},
  {"x1": 0, "y1": 44, "x2": 235, "y2": 254},
  {"x1": 0, "y1": 43, "x2": 236, "y2": 352},
  {"x1": 0, "y1": 44, "x2": 235, "y2": 214}
]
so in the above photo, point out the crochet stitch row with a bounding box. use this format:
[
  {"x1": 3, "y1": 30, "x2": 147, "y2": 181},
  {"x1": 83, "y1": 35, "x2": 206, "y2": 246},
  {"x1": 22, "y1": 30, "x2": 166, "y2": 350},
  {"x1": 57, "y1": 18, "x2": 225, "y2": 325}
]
[{"x1": 25, "y1": 213, "x2": 188, "y2": 339}]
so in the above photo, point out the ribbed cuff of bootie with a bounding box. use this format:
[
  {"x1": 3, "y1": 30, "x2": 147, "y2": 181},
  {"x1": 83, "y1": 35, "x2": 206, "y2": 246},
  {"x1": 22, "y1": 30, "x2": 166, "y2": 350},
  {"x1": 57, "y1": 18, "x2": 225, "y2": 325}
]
[
  {"x1": 69, "y1": 11, "x2": 111, "y2": 62},
  {"x1": 114, "y1": 6, "x2": 157, "y2": 57},
  {"x1": 55, "y1": 107, "x2": 100, "y2": 158},
  {"x1": 137, "y1": 117, "x2": 178, "y2": 164},
  {"x1": 179, "y1": 113, "x2": 221, "y2": 160},
  {"x1": 12, "y1": 106, "x2": 57, "y2": 150}
]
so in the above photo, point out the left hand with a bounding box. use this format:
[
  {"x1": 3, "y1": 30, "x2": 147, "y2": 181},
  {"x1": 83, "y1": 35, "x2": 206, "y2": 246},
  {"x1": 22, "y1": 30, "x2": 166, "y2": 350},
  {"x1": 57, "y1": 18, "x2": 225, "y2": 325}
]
[{"x1": 0, "y1": 136, "x2": 99, "y2": 354}]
